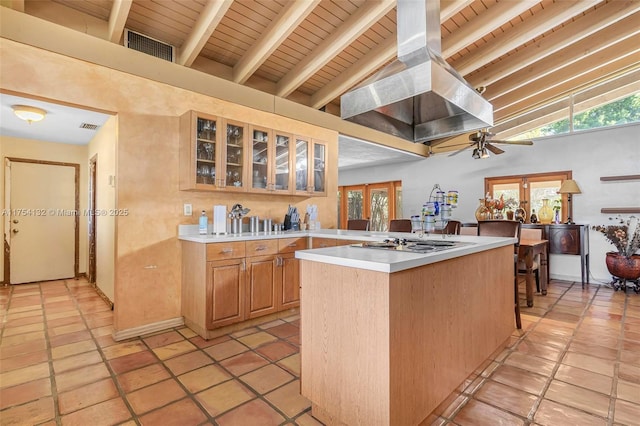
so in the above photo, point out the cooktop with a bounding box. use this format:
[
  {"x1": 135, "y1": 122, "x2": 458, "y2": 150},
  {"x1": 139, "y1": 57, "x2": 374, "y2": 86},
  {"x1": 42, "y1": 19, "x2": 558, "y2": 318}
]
[{"x1": 352, "y1": 238, "x2": 474, "y2": 254}]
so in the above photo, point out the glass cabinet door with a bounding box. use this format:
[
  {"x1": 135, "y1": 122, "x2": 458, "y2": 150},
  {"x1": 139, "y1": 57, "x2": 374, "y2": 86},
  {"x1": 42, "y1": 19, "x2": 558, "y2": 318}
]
[
  {"x1": 295, "y1": 137, "x2": 309, "y2": 193},
  {"x1": 273, "y1": 131, "x2": 291, "y2": 192},
  {"x1": 224, "y1": 120, "x2": 246, "y2": 189},
  {"x1": 313, "y1": 141, "x2": 326, "y2": 194},
  {"x1": 251, "y1": 127, "x2": 269, "y2": 191},
  {"x1": 196, "y1": 116, "x2": 218, "y2": 187}
]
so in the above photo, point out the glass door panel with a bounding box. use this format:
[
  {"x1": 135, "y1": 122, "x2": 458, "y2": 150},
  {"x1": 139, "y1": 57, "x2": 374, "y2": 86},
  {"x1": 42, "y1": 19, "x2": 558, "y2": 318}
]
[
  {"x1": 225, "y1": 121, "x2": 245, "y2": 189},
  {"x1": 313, "y1": 142, "x2": 326, "y2": 193},
  {"x1": 251, "y1": 128, "x2": 269, "y2": 190},
  {"x1": 274, "y1": 132, "x2": 290, "y2": 192},
  {"x1": 295, "y1": 138, "x2": 309, "y2": 192},
  {"x1": 196, "y1": 117, "x2": 217, "y2": 186},
  {"x1": 347, "y1": 189, "x2": 364, "y2": 221},
  {"x1": 369, "y1": 187, "x2": 389, "y2": 232},
  {"x1": 530, "y1": 179, "x2": 562, "y2": 220}
]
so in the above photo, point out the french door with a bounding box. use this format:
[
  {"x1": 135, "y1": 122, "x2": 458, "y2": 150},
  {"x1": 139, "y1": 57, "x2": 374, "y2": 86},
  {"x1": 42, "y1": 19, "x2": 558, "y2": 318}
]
[{"x1": 339, "y1": 181, "x2": 400, "y2": 231}]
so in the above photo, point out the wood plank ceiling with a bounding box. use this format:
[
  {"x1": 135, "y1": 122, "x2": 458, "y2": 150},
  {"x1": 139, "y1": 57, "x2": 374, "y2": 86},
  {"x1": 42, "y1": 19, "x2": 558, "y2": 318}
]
[{"x1": 20, "y1": 0, "x2": 640, "y2": 153}]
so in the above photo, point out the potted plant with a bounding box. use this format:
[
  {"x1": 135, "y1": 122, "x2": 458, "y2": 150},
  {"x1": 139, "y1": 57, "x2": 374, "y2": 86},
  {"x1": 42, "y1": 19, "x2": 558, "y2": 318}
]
[
  {"x1": 552, "y1": 199, "x2": 562, "y2": 224},
  {"x1": 593, "y1": 216, "x2": 640, "y2": 288}
]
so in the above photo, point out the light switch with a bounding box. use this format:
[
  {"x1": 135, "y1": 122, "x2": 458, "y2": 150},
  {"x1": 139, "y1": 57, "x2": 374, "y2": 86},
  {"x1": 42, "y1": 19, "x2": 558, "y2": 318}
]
[{"x1": 183, "y1": 203, "x2": 192, "y2": 216}]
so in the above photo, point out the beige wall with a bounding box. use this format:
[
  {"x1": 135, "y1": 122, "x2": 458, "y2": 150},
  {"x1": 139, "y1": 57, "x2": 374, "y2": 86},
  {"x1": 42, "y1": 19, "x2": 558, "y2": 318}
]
[
  {"x1": 0, "y1": 135, "x2": 89, "y2": 280},
  {"x1": 1, "y1": 38, "x2": 338, "y2": 334},
  {"x1": 88, "y1": 115, "x2": 117, "y2": 302}
]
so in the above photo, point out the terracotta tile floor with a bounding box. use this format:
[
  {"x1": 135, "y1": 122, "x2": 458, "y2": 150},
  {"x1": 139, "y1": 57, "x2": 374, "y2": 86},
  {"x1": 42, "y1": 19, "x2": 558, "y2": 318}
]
[{"x1": 1, "y1": 277, "x2": 639, "y2": 425}]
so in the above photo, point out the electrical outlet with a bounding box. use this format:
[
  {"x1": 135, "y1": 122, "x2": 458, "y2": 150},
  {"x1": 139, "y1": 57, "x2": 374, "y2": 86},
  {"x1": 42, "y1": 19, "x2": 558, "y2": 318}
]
[{"x1": 183, "y1": 204, "x2": 192, "y2": 216}]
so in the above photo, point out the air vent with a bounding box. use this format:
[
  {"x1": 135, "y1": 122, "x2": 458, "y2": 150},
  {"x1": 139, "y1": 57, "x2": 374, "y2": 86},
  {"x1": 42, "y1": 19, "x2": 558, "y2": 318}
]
[
  {"x1": 80, "y1": 123, "x2": 100, "y2": 130},
  {"x1": 124, "y1": 29, "x2": 174, "y2": 62}
]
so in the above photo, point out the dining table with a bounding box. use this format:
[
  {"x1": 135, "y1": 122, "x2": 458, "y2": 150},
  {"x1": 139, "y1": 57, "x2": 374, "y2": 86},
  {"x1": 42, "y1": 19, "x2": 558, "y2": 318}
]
[{"x1": 519, "y1": 238, "x2": 549, "y2": 307}]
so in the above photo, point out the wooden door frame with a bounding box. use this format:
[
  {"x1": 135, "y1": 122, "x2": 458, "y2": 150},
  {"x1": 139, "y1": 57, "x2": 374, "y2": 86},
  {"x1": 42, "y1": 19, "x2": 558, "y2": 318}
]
[
  {"x1": 5, "y1": 157, "x2": 80, "y2": 282},
  {"x1": 88, "y1": 155, "x2": 97, "y2": 283},
  {"x1": 338, "y1": 181, "x2": 400, "y2": 229}
]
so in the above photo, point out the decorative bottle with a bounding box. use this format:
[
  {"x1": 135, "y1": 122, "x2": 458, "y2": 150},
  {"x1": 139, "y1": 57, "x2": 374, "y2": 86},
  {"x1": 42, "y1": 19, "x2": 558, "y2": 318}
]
[
  {"x1": 475, "y1": 198, "x2": 490, "y2": 221},
  {"x1": 199, "y1": 210, "x2": 208, "y2": 235},
  {"x1": 538, "y1": 198, "x2": 553, "y2": 224},
  {"x1": 514, "y1": 202, "x2": 527, "y2": 223},
  {"x1": 530, "y1": 209, "x2": 538, "y2": 224}
]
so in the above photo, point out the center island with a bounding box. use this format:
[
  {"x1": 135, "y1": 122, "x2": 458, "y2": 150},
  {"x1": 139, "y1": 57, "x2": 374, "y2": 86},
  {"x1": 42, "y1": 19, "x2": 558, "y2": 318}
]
[{"x1": 295, "y1": 234, "x2": 516, "y2": 425}]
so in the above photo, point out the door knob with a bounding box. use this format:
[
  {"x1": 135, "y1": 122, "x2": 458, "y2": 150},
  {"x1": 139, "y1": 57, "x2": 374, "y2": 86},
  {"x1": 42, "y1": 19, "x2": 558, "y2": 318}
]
[
  {"x1": 12, "y1": 229, "x2": 19, "y2": 234},
  {"x1": 12, "y1": 219, "x2": 19, "y2": 224}
]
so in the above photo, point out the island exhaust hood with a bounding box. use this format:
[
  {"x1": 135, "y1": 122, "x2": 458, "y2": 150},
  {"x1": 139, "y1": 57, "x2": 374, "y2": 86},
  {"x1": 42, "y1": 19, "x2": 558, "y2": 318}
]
[{"x1": 341, "y1": 0, "x2": 493, "y2": 143}]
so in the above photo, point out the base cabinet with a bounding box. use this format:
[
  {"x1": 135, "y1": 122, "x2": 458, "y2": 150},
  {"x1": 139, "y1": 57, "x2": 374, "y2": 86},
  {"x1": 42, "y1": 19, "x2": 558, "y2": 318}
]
[
  {"x1": 182, "y1": 238, "x2": 304, "y2": 338},
  {"x1": 206, "y1": 259, "x2": 246, "y2": 328}
]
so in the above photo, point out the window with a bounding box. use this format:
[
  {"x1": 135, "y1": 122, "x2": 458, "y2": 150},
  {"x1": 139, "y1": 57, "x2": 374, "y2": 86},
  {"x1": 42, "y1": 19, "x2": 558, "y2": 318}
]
[
  {"x1": 339, "y1": 181, "x2": 401, "y2": 231},
  {"x1": 486, "y1": 172, "x2": 572, "y2": 223}
]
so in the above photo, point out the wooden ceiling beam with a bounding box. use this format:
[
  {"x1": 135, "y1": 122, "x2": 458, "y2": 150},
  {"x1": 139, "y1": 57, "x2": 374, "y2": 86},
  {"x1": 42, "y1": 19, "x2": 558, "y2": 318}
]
[
  {"x1": 441, "y1": 0, "x2": 475, "y2": 21},
  {"x1": 442, "y1": 0, "x2": 537, "y2": 58},
  {"x1": 107, "y1": 0, "x2": 132, "y2": 43},
  {"x1": 468, "y1": 2, "x2": 640, "y2": 90},
  {"x1": 452, "y1": 0, "x2": 600, "y2": 76},
  {"x1": 275, "y1": 0, "x2": 394, "y2": 98},
  {"x1": 494, "y1": 55, "x2": 640, "y2": 122},
  {"x1": 490, "y1": 30, "x2": 640, "y2": 113},
  {"x1": 233, "y1": 0, "x2": 320, "y2": 84},
  {"x1": 177, "y1": 0, "x2": 232, "y2": 67}
]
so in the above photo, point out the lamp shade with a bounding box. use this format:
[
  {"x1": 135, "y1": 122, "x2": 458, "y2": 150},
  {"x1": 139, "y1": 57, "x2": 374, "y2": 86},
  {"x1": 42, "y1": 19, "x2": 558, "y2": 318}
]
[
  {"x1": 12, "y1": 105, "x2": 46, "y2": 123},
  {"x1": 558, "y1": 179, "x2": 581, "y2": 194}
]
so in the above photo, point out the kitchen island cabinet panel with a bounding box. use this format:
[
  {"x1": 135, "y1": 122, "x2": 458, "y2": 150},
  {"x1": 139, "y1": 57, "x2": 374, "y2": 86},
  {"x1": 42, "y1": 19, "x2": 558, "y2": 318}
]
[{"x1": 300, "y1": 245, "x2": 514, "y2": 425}]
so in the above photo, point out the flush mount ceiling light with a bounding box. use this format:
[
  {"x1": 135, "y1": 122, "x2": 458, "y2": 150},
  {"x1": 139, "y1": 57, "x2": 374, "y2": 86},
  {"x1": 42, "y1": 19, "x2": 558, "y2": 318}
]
[{"x1": 12, "y1": 105, "x2": 47, "y2": 124}]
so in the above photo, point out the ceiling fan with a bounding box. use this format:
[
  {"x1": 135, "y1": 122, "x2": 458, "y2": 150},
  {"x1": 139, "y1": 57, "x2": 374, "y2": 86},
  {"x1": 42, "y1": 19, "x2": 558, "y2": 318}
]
[{"x1": 448, "y1": 129, "x2": 533, "y2": 159}]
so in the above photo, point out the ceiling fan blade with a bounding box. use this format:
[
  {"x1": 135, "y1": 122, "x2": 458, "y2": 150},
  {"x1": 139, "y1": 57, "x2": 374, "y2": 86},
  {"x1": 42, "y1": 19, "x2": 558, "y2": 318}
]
[
  {"x1": 489, "y1": 139, "x2": 533, "y2": 145},
  {"x1": 485, "y1": 143, "x2": 505, "y2": 155},
  {"x1": 448, "y1": 143, "x2": 474, "y2": 157}
]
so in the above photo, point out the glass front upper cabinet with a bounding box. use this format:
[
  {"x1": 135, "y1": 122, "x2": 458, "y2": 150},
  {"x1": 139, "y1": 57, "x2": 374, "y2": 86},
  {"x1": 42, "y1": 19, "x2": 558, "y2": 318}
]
[
  {"x1": 273, "y1": 131, "x2": 292, "y2": 193},
  {"x1": 223, "y1": 119, "x2": 247, "y2": 190},
  {"x1": 250, "y1": 126, "x2": 269, "y2": 191},
  {"x1": 294, "y1": 137, "x2": 309, "y2": 194},
  {"x1": 196, "y1": 116, "x2": 218, "y2": 187},
  {"x1": 294, "y1": 137, "x2": 327, "y2": 196}
]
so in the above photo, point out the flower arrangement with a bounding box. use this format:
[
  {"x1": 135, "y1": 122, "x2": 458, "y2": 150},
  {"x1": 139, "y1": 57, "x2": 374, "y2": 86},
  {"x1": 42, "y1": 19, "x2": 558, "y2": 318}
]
[{"x1": 592, "y1": 216, "x2": 640, "y2": 258}]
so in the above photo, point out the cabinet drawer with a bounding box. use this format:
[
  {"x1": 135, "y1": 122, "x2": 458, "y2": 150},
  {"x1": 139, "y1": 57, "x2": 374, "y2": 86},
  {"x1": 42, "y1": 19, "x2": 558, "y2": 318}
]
[
  {"x1": 246, "y1": 239, "x2": 278, "y2": 256},
  {"x1": 206, "y1": 242, "x2": 246, "y2": 261},
  {"x1": 278, "y1": 237, "x2": 308, "y2": 253},
  {"x1": 311, "y1": 238, "x2": 337, "y2": 248}
]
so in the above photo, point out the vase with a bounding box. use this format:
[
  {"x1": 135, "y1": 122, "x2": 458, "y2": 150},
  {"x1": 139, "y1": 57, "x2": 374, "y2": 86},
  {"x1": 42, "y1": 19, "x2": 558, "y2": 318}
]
[
  {"x1": 514, "y1": 202, "x2": 527, "y2": 223},
  {"x1": 538, "y1": 198, "x2": 553, "y2": 224},
  {"x1": 475, "y1": 198, "x2": 490, "y2": 221},
  {"x1": 605, "y1": 252, "x2": 640, "y2": 280},
  {"x1": 554, "y1": 209, "x2": 561, "y2": 224}
]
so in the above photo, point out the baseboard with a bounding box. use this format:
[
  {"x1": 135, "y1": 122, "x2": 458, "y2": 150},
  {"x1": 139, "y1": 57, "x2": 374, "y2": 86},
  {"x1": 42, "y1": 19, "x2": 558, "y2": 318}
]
[{"x1": 113, "y1": 317, "x2": 185, "y2": 341}]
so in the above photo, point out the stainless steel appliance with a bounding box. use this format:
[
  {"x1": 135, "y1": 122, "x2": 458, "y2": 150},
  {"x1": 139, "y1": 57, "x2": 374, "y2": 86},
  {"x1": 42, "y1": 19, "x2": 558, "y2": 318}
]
[{"x1": 353, "y1": 238, "x2": 474, "y2": 254}]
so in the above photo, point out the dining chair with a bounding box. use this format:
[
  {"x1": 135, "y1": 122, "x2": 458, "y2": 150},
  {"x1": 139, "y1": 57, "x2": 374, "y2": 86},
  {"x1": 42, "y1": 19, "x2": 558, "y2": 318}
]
[
  {"x1": 477, "y1": 220, "x2": 522, "y2": 329},
  {"x1": 388, "y1": 219, "x2": 412, "y2": 233},
  {"x1": 518, "y1": 228, "x2": 542, "y2": 292},
  {"x1": 347, "y1": 219, "x2": 370, "y2": 231},
  {"x1": 432, "y1": 220, "x2": 461, "y2": 235}
]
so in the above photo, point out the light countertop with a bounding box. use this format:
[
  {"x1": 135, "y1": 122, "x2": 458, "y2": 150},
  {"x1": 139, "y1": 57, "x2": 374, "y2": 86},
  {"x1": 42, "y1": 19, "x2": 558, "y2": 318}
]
[{"x1": 178, "y1": 226, "x2": 516, "y2": 273}]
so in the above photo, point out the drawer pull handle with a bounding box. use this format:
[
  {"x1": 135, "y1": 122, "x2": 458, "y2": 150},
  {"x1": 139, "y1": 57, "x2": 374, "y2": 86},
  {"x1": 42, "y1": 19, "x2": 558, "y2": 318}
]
[
  {"x1": 221, "y1": 248, "x2": 234, "y2": 253},
  {"x1": 288, "y1": 243, "x2": 298, "y2": 247},
  {"x1": 255, "y1": 246, "x2": 267, "y2": 251}
]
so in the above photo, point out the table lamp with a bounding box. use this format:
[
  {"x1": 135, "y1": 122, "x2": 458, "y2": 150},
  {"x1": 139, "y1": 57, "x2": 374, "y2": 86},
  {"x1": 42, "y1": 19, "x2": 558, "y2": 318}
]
[{"x1": 558, "y1": 179, "x2": 581, "y2": 224}]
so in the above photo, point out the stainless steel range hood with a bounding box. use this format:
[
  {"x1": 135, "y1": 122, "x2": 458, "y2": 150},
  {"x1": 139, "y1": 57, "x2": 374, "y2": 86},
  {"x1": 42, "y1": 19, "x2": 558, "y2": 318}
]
[{"x1": 341, "y1": 0, "x2": 493, "y2": 143}]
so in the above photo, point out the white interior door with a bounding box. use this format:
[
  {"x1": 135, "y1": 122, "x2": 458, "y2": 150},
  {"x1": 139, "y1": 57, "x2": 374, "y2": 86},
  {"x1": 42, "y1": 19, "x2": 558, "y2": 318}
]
[{"x1": 8, "y1": 160, "x2": 77, "y2": 284}]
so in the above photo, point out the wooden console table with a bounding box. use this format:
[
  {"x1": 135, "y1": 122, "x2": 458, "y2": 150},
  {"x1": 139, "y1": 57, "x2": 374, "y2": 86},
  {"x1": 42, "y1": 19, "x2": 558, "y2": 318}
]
[{"x1": 522, "y1": 224, "x2": 589, "y2": 287}]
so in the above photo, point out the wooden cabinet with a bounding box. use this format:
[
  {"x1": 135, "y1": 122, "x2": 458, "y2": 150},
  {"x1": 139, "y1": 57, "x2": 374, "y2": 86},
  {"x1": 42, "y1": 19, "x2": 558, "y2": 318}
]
[
  {"x1": 249, "y1": 125, "x2": 294, "y2": 194},
  {"x1": 181, "y1": 110, "x2": 325, "y2": 196},
  {"x1": 276, "y1": 237, "x2": 306, "y2": 310},
  {"x1": 182, "y1": 238, "x2": 306, "y2": 338},
  {"x1": 206, "y1": 258, "x2": 246, "y2": 329},
  {"x1": 245, "y1": 240, "x2": 279, "y2": 319},
  {"x1": 294, "y1": 137, "x2": 327, "y2": 197},
  {"x1": 311, "y1": 237, "x2": 337, "y2": 248}
]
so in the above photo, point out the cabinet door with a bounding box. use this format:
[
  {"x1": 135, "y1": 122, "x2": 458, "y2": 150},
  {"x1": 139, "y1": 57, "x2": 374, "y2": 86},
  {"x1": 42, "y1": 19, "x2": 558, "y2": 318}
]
[
  {"x1": 311, "y1": 140, "x2": 327, "y2": 196},
  {"x1": 294, "y1": 136, "x2": 310, "y2": 195},
  {"x1": 246, "y1": 255, "x2": 278, "y2": 319},
  {"x1": 249, "y1": 125, "x2": 271, "y2": 193},
  {"x1": 180, "y1": 111, "x2": 223, "y2": 191},
  {"x1": 272, "y1": 130, "x2": 293, "y2": 194},
  {"x1": 206, "y1": 258, "x2": 245, "y2": 329},
  {"x1": 221, "y1": 118, "x2": 248, "y2": 192},
  {"x1": 279, "y1": 253, "x2": 300, "y2": 310}
]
